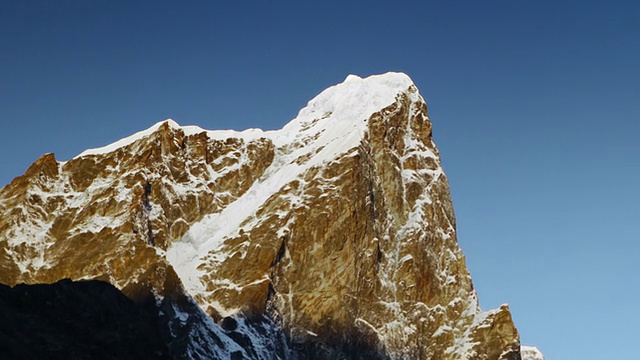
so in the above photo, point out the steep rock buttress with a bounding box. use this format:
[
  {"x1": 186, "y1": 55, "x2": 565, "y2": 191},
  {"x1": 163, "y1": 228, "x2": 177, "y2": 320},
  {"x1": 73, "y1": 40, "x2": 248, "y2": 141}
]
[{"x1": 0, "y1": 73, "x2": 531, "y2": 359}]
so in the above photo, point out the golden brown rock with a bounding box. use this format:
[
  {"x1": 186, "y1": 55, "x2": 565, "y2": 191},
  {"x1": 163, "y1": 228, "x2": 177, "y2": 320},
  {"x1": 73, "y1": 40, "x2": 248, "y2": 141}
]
[{"x1": 0, "y1": 73, "x2": 525, "y2": 359}]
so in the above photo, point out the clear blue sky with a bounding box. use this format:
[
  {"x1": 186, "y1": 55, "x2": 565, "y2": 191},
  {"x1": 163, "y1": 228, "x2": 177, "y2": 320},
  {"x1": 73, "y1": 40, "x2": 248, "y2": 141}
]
[{"x1": 1, "y1": 1, "x2": 638, "y2": 358}]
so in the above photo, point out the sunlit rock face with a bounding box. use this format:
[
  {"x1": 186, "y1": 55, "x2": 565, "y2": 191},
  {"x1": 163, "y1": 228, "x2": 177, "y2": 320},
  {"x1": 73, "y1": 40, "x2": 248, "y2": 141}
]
[{"x1": 0, "y1": 73, "x2": 530, "y2": 359}]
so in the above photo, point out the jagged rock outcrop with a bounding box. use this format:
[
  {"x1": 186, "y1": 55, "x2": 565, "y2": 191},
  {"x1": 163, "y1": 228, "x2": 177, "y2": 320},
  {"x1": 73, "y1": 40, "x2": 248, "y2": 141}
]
[{"x1": 0, "y1": 72, "x2": 535, "y2": 359}]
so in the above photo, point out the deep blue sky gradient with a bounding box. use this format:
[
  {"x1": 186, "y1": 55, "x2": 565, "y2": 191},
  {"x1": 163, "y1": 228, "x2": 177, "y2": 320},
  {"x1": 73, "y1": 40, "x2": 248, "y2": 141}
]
[{"x1": 1, "y1": 1, "x2": 639, "y2": 359}]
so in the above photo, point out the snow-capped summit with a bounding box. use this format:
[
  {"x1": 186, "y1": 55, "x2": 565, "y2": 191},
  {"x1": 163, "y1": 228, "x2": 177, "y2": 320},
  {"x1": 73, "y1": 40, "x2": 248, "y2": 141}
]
[
  {"x1": 76, "y1": 118, "x2": 182, "y2": 158},
  {"x1": 0, "y1": 73, "x2": 539, "y2": 359}
]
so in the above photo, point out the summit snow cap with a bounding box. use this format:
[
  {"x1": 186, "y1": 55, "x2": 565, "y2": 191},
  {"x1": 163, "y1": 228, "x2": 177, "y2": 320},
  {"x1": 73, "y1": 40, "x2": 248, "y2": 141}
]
[
  {"x1": 288, "y1": 72, "x2": 415, "y2": 132},
  {"x1": 75, "y1": 119, "x2": 181, "y2": 158},
  {"x1": 73, "y1": 72, "x2": 419, "y2": 159}
]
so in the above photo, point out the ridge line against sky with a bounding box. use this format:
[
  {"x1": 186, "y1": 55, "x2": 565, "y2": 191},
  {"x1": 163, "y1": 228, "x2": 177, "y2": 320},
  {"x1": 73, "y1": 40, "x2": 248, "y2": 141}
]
[{"x1": 1, "y1": 1, "x2": 639, "y2": 359}]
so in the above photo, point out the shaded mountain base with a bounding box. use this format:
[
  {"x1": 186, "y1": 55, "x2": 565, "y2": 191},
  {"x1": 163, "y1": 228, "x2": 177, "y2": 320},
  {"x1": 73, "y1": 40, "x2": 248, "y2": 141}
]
[
  {"x1": 0, "y1": 279, "x2": 393, "y2": 359},
  {"x1": 0, "y1": 279, "x2": 170, "y2": 360},
  {"x1": 156, "y1": 290, "x2": 294, "y2": 359}
]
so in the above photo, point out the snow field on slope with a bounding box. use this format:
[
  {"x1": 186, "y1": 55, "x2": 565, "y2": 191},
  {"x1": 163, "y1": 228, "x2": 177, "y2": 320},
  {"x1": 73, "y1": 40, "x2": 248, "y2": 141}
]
[
  {"x1": 521, "y1": 346, "x2": 545, "y2": 360},
  {"x1": 165, "y1": 72, "x2": 415, "y2": 311}
]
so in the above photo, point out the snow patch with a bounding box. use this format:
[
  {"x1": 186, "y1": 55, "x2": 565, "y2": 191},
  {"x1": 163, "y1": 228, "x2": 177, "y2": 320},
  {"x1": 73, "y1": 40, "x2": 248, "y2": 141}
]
[
  {"x1": 75, "y1": 119, "x2": 181, "y2": 158},
  {"x1": 165, "y1": 72, "x2": 417, "y2": 313},
  {"x1": 521, "y1": 346, "x2": 545, "y2": 360}
]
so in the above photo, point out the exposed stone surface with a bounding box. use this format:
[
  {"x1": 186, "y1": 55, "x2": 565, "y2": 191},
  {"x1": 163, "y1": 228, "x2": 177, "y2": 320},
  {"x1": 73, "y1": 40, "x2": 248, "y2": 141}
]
[{"x1": 0, "y1": 73, "x2": 533, "y2": 359}]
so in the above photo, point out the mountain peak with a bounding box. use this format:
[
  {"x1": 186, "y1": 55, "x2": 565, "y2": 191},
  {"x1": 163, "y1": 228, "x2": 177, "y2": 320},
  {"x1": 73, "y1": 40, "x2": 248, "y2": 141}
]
[
  {"x1": 74, "y1": 118, "x2": 181, "y2": 159},
  {"x1": 343, "y1": 72, "x2": 413, "y2": 86},
  {"x1": 296, "y1": 72, "x2": 416, "y2": 124},
  {"x1": 0, "y1": 73, "x2": 535, "y2": 359}
]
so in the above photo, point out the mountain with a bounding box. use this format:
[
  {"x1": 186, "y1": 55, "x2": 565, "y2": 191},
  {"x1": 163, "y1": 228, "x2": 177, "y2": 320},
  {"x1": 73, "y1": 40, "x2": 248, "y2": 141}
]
[{"x1": 0, "y1": 72, "x2": 540, "y2": 359}]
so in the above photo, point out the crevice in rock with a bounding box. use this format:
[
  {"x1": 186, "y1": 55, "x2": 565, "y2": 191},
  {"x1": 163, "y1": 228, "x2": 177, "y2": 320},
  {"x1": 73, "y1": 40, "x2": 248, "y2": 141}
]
[
  {"x1": 267, "y1": 281, "x2": 276, "y2": 302},
  {"x1": 143, "y1": 180, "x2": 155, "y2": 247},
  {"x1": 369, "y1": 179, "x2": 376, "y2": 220},
  {"x1": 270, "y1": 237, "x2": 287, "y2": 268}
]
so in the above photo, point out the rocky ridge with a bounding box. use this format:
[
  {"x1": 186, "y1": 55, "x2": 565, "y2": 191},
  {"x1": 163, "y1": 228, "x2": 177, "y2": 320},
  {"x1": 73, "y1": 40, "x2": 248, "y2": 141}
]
[{"x1": 0, "y1": 73, "x2": 539, "y2": 359}]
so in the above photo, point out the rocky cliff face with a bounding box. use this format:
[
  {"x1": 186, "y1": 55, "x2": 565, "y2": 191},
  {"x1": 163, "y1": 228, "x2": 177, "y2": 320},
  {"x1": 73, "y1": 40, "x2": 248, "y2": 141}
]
[{"x1": 0, "y1": 73, "x2": 534, "y2": 359}]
